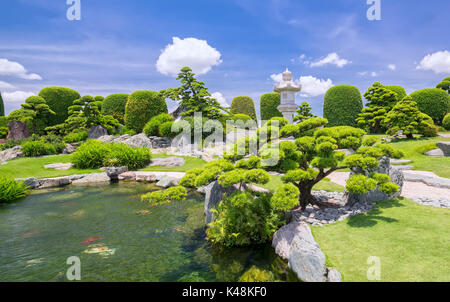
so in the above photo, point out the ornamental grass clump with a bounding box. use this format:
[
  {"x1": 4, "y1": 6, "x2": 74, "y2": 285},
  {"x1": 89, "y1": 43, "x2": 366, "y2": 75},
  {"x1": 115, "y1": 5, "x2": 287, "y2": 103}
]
[{"x1": 0, "y1": 176, "x2": 30, "y2": 203}]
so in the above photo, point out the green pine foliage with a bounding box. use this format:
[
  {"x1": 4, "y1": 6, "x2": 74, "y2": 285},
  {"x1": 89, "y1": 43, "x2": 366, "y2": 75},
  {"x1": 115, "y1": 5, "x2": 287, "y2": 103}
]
[
  {"x1": 125, "y1": 90, "x2": 168, "y2": 133},
  {"x1": 384, "y1": 85, "x2": 407, "y2": 102},
  {"x1": 141, "y1": 186, "x2": 187, "y2": 205},
  {"x1": 14, "y1": 96, "x2": 55, "y2": 134},
  {"x1": 230, "y1": 96, "x2": 257, "y2": 122},
  {"x1": 409, "y1": 88, "x2": 450, "y2": 125},
  {"x1": 323, "y1": 85, "x2": 363, "y2": 127},
  {"x1": 293, "y1": 102, "x2": 317, "y2": 123},
  {"x1": 101, "y1": 93, "x2": 129, "y2": 124},
  {"x1": 38, "y1": 87, "x2": 81, "y2": 125},
  {"x1": 0, "y1": 91, "x2": 4, "y2": 116},
  {"x1": 160, "y1": 67, "x2": 226, "y2": 120},
  {"x1": 436, "y1": 77, "x2": 450, "y2": 94},
  {"x1": 443, "y1": 113, "x2": 450, "y2": 130},
  {"x1": 384, "y1": 96, "x2": 438, "y2": 138},
  {"x1": 356, "y1": 82, "x2": 398, "y2": 133},
  {"x1": 260, "y1": 93, "x2": 282, "y2": 122}
]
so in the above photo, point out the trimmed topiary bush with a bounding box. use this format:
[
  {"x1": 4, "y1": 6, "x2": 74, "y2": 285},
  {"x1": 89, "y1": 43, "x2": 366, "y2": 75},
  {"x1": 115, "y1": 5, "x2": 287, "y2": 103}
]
[
  {"x1": 143, "y1": 113, "x2": 173, "y2": 137},
  {"x1": 443, "y1": 113, "x2": 450, "y2": 130},
  {"x1": 410, "y1": 88, "x2": 450, "y2": 125},
  {"x1": 324, "y1": 85, "x2": 363, "y2": 127},
  {"x1": 101, "y1": 93, "x2": 129, "y2": 124},
  {"x1": 158, "y1": 121, "x2": 176, "y2": 138},
  {"x1": 125, "y1": 90, "x2": 168, "y2": 133},
  {"x1": 38, "y1": 87, "x2": 81, "y2": 125},
  {"x1": 0, "y1": 91, "x2": 4, "y2": 116},
  {"x1": 260, "y1": 93, "x2": 282, "y2": 122},
  {"x1": 230, "y1": 96, "x2": 257, "y2": 122},
  {"x1": 384, "y1": 85, "x2": 407, "y2": 102}
]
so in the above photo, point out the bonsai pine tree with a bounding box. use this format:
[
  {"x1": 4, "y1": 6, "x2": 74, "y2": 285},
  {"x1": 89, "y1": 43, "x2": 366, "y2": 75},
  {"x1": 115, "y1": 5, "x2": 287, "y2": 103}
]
[
  {"x1": 293, "y1": 102, "x2": 317, "y2": 123},
  {"x1": 160, "y1": 67, "x2": 227, "y2": 120},
  {"x1": 356, "y1": 82, "x2": 398, "y2": 133},
  {"x1": 227, "y1": 118, "x2": 403, "y2": 209},
  {"x1": 384, "y1": 96, "x2": 437, "y2": 139},
  {"x1": 17, "y1": 96, "x2": 55, "y2": 134},
  {"x1": 436, "y1": 77, "x2": 450, "y2": 94}
]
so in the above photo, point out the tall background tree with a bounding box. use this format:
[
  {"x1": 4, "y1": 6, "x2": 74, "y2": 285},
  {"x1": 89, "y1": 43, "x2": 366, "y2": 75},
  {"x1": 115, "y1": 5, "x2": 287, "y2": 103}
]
[
  {"x1": 0, "y1": 91, "x2": 4, "y2": 116},
  {"x1": 230, "y1": 96, "x2": 257, "y2": 122},
  {"x1": 356, "y1": 82, "x2": 398, "y2": 133},
  {"x1": 293, "y1": 101, "x2": 317, "y2": 123},
  {"x1": 409, "y1": 88, "x2": 450, "y2": 125},
  {"x1": 161, "y1": 67, "x2": 226, "y2": 120},
  {"x1": 38, "y1": 87, "x2": 80, "y2": 125},
  {"x1": 260, "y1": 93, "x2": 282, "y2": 122}
]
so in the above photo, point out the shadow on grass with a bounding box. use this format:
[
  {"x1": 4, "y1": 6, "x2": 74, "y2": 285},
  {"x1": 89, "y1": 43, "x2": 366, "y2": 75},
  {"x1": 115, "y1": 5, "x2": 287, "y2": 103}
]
[{"x1": 346, "y1": 199, "x2": 404, "y2": 228}]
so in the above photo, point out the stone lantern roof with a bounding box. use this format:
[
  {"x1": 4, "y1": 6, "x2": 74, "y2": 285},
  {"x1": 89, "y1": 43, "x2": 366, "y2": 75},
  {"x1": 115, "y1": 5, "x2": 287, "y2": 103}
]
[{"x1": 274, "y1": 67, "x2": 302, "y2": 92}]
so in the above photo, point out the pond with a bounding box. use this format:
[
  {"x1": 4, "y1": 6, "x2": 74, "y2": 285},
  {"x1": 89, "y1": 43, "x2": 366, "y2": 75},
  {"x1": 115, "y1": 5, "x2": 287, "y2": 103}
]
[{"x1": 0, "y1": 183, "x2": 297, "y2": 282}]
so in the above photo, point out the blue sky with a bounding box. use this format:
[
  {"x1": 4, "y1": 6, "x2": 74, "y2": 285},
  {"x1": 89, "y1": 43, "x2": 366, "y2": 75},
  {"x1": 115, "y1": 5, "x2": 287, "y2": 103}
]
[{"x1": 0, "y1": 0, "x2": 449, "y2": 117}]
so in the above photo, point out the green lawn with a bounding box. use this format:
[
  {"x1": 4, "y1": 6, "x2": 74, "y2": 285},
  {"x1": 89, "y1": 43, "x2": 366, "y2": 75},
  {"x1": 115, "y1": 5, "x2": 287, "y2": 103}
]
[
  {"x1": 0, "y1": 154, "x2": 206, "y2": 179},
  {"x1": 311, "y1": 198, "x2": 450, "y2": 282},
  {"x1": 262, "y1": 174, "x2": 346, "y2": 193},
  {"x1": 366, "y1": 135, "x2": 450, "y2": 178}
]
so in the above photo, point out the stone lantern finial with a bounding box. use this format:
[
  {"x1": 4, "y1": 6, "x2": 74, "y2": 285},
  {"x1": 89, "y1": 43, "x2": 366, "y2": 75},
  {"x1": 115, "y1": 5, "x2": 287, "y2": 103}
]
[{"x1": 274, "y1": 67, "x2": 301, "y2": 124}]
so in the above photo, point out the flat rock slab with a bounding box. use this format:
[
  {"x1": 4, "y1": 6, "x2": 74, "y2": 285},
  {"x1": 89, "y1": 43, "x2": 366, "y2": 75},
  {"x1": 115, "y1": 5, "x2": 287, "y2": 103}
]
[
  {"x1": 149, "y1": 157, "x2": 185, "y2": 167},
  {"x1": 390, "y1": 159, "x2": 412, "y2": 164},
  {"x1": 403, "y1": 171, "x2": 450, "y2": 189},
  {"x1": 72, "y1": 173, "x2": 110, "y2": 185},
  {"x1": 391, "y1": 165, "x2": 413, "y2": 171},
  {"x1": 424, "y1": 149, "x2": 444, "y2": 157},
  {"x1": 44, "y1": 163, "x2": 73, "y2": 171}
]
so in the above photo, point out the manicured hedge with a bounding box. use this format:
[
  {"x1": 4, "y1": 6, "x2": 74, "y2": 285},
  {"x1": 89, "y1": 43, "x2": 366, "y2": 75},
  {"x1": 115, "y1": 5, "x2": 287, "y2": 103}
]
[
  {"x1": 384, "y1": 85, "x2": 407, "y2": 102},
  {"x1": 410, "y1": 88, "x2": 450, "y2": 125},
  {"x1": 230, "y1": 96, "x2": 257, "y2": 122},
  {"x1": 101, "y1": 93, "x2": 129, "y2": 123},
  {"x1": 443, "y1": 113, "x2": 450, "y2": 130},
  {"x1": 143, "y1": 113, "x2": 173, "y2": 137},
  {"x1": 260, "y1": 93, "x2": 282, "y2": 122},
  {"x1": 125, "y1": 90, "x2": 168, "y2": 133},
  {"x1": 38, "y1": 87, "x2": 81, "y2": 125},
  {"x1": 323, "y1": 85, "x2": 363, "y2": 127},
  {"x1": 0, "y1": 92, "x2": 4, "y2": 116}
]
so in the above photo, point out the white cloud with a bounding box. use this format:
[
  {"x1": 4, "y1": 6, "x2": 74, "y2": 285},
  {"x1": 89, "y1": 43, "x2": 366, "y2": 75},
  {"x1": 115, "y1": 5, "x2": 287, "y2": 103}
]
[
  {"x1": 0, "y1": 58, "x2": 42, "y2": 80},
  {"x1": 298, "y1": 76, "x2": 334, "y2": 97},
  {"x1": 210, "y1": 92, "x2": 228, "y2": 107},
  {"x1": 310, "y1": 53, "x2": 351, "y2": 68},
  {"x1": 156, "y1": 37, "x2": 222, "y2": 77},
  {"x1": 388, "y1": 64, "x2": 396, "y2": 71},
  {"x1": 416, "y1": 50, "x2": 450, "y2": 74},
  {"x1": 371, "y1": 71, "x2": 378, "y2": 77},
  {"x1": 358, "y1": 71, "x2": 378, "y2": 77},
  {"x1": 2, "y1": 91, "x2": 35, "y2": 104},
  {"x1": 270, "y1": 73, "x2": 283, "y2": 83},
  {"x1": 0, "y1": 80, "x2": 15, "y2": 89}
]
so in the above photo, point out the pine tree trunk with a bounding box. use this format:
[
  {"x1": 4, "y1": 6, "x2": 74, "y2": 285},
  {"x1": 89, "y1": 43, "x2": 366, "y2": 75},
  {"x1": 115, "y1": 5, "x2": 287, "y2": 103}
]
[{"x1": 298, "y1": 184, "x2": 316, "y2": 210}]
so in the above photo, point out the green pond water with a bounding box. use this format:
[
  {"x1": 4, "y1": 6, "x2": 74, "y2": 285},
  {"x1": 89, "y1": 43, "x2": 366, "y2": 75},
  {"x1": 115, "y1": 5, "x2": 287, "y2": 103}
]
[{"x1": 0, "y1": 183, "x2": 297, "y2": 282}]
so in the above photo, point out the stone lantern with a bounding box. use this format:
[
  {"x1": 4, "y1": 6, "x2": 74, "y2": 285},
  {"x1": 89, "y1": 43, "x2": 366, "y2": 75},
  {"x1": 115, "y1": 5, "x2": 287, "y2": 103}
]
[{"x1": 274, "y1": 67, "x2": 301, "y2": 124}]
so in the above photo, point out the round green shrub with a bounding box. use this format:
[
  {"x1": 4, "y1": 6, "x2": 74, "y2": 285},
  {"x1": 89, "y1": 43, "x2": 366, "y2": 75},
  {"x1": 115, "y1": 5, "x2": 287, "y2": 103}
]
[
  {"x1": 0, "y1": 116, "x2": 7, "y2": 127},
  {"x1": 0, "y1": 176, "x2": 29, "y2": 203},
  {"x1": 410, "y1": 88, "x2": 450, "y2": 125},
  {"x1": 22, "y1": 141, "x2": 57, "y2": 157},
  {"x1": 125, "y1": 90, "x2": 168, "y2": 133},
  {"x1": 38, "y1": 87, "x2": 81, "y2": 125},
  {"x1": 260, "y1": 93, "x2": 282, "y2": 122},
  {"x1": 158, "y1": 121, "x2": 176, "y2": 138},
  {"x1": 443, "y1": 113, "x2": 450, "y2": 130},
  {"x1": 231, "y1": 114, "x2": 252, "y2": 122},
  {"x1": 143, "y1": 113, "x2": 173, "y2": 137},
  {"x1": 0, "y1": 92, "x2": 4, "y2": 116},
  {"x1": 0, "y1": 127, "x2": 8, "y2": 139},
  {"x1": 384, "y1": 85, "x2": 407, "y2": 102},
  {"x1": 63, "y1": 130, "x2": 88, "y2": 143},
  {"x1": 230, "y1": 96, "x2": 257, "y2": 122},
  {"x1": 323, "y1": 85, "x2": 363, "y2": 127},
  {"x1": 72, "y1": 140, "x2": 110, "y2": 169},
  {"x1": 101, "y1": 93, "x2": 129, "y2": 124}
]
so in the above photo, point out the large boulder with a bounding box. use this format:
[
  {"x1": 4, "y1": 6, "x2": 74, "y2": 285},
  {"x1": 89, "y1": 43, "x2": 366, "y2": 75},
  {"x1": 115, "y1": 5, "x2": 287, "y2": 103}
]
[
  {"x1": 204, "y1": 181, "x2": 238, "y2": 226},
  {"x1": 7, "y1": 121, "x2": 30, "y2": 140},
  {"x1": 346, "y1": 156, "x2": 404, "y2": 206},
  {"x1": 62, "y1": 144, "x2": 77, "y2": 154},
  {"x1": 124, "y1": 133, "x2": 152, "y2": 148},
  {"x1": 272, "y1": 221, "x2": 312, "y2": 260},
  {"x1": 436, "y1": 142, "x2": 450, "y2": 157},
  {"x1": 156, "y1": 176, "x2": 180, "y2": 188},
  {"x1": 88, "y1": 125, "x2": 108, "y2": 139},
  {"x1": 106, "y1": 166, "x2": 128, "y2": 181},
  {"x1": 0, "y1": 146, "x2": 23, "y2": 163},
  {"x1": 149, "y1": 136, "x2": 172, "y2": 149},
  {"x1": 287, "y1": 222, "x2": 327, "y2": 282}
]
